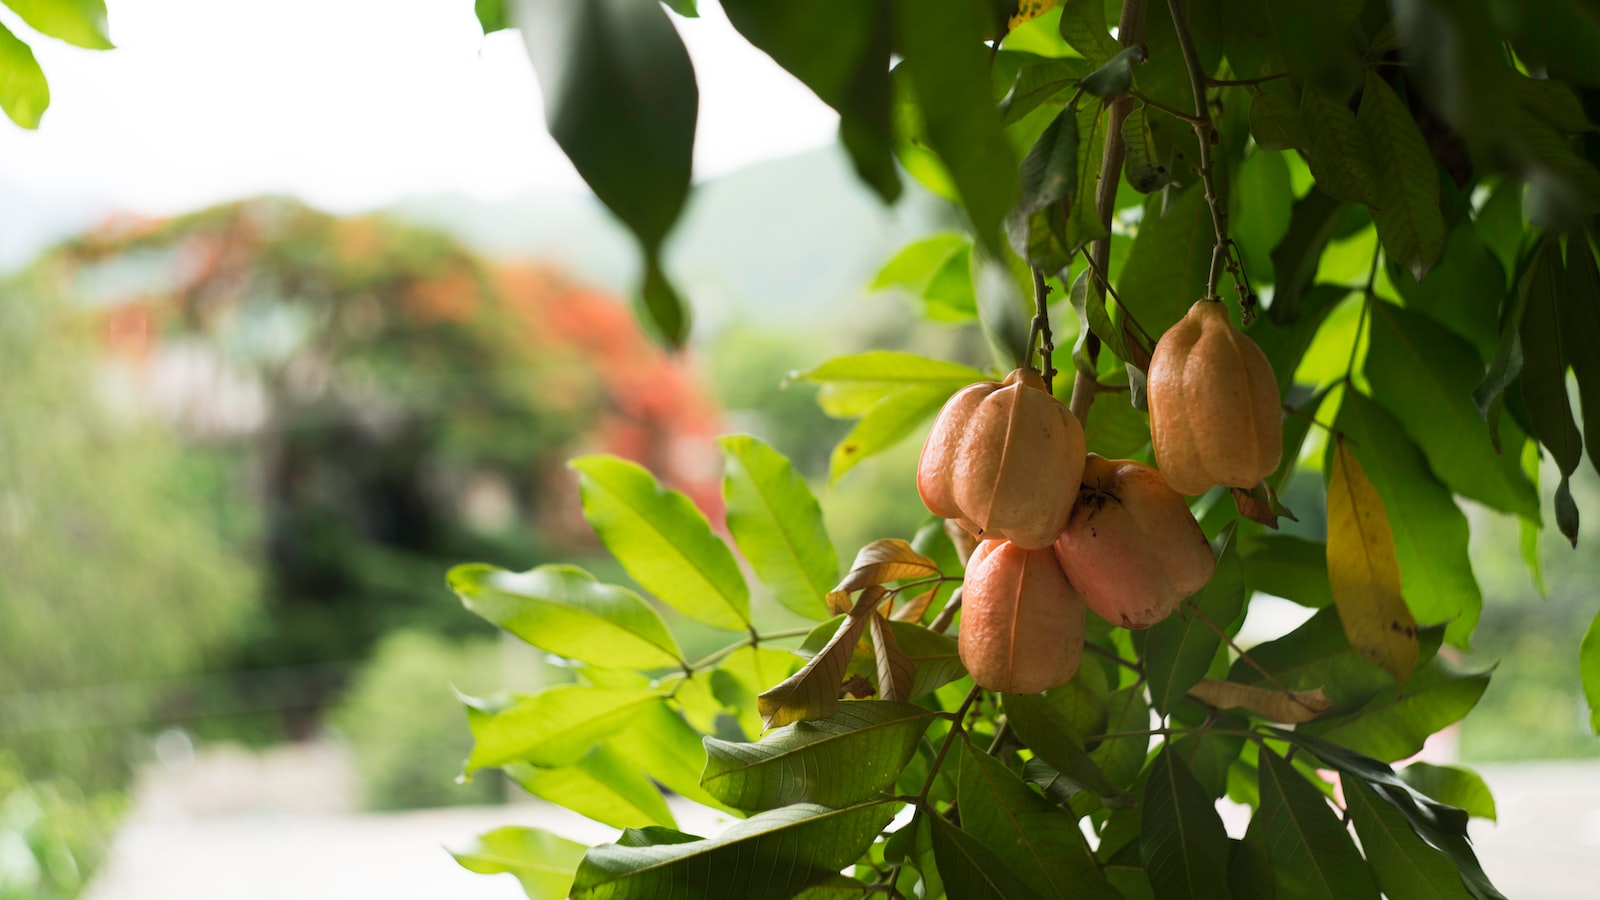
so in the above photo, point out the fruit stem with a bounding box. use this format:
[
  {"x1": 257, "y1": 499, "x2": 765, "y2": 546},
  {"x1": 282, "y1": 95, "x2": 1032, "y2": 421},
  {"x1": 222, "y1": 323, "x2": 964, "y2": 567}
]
[
  {"x1": 916, "y1": 684, "x2": 983, "y2": 806},
  {"x1": 1026, "y1": 266, "x2": 1056, "y2": 393},
  {"x1": 1166, "y1": 0, "x2": 1232, "y2": 303}
]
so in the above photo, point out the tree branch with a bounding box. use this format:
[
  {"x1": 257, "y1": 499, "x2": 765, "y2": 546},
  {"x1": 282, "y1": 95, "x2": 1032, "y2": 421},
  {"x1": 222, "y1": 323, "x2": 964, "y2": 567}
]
[{"x1": 1166, "y1": 0, "x2": 1229, "y2": 300}]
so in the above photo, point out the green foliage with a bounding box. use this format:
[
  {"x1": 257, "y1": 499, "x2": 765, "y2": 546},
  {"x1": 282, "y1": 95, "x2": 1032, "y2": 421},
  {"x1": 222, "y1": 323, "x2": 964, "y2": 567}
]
[
  {"x1": 448, "y1": 0, "x2": 1600, "y2": 896},
  {"x1": 0, "y1": 754, "x2": 122, "y2": 900},
  {"x1": 0, "y1": 0, "x2": 112, "y2": 128}
]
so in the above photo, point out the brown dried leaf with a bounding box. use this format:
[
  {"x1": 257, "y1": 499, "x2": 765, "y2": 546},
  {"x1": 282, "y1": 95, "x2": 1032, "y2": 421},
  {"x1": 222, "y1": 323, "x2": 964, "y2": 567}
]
[
  {"x1": 891, "y1": 589, "x2": 936, "y2": 623},
  {"x1": 826, "y1": 538, "x2": 940, "y2": 615},
  {"x1": 870, "y1": 613, "x2": 915, "y2": 702},
  {"x1": 1188, "y1": 678, "x2": 1332, "y2": 724},
  {"x1": 758, "y1": 587, "x2": 885, "y2": 729}
]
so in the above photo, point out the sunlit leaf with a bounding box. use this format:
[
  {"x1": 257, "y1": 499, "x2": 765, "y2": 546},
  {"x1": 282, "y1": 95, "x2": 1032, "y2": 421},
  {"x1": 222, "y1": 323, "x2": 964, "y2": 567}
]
[
  {"x1": 507, "y1": 743, "x2": 676, "y2": 830},
  {"x1": 570, "y1": 801, "x2": 898, "y2": 900},
  {"x1": 797, "y1": 350, "x2": 987, "y2": 419},
  {"x1": 1399, "y1": 763, "x2": 1497, "y2": 822},
  {"x1": 448, "y1": 563, "x2": 683, "y2": 669},
  {"x1": 1326, "y1": 440, "x2": 1419, "y2": 685},
  {"x1": 1582, "y1": 607, "x2": 1600, "y2": 733},
  {"x1": 1140, "y1": 747, "x2": 1231, "y2": 900},
  {"x1": 1257, "y1": 747, "x2": 1380, "y2": 900},
  {"x1": 2, "y1": 0, "x2": 112, "y2": 50},
  {"x1": 451, "y1": 826, "x2": 588, "y2": 900},
  {"x1": 702, "y1": 701, "x2": 936, "y2": 811},
  {"x1": 714, "y1": 646, "x2": 806, "y2": 741},
  {"x1": 1344, "y1": 777, "x2": 1474, "y2": 900},
  {"x1": 611, "y1": 701, "x2": 736, "y2": 814},
  {"x1": 462, "y1": 685, "x2": 661, "y2": 773},
  {"x1": 828, "y1": 385, "x2": 951, "y2": 484},
  {"x1": 1187, "y1": 679, "x2": 1331, "y2": 724},
  {"x1": 0, "y1": 23, "x2": 48, "y2": 129},
  {"x1": 571, "y1": 454, "x2": 750, "y2": 631},
  {"x1": 719, "y1": 435, "x2": 837, "y2": 620}
]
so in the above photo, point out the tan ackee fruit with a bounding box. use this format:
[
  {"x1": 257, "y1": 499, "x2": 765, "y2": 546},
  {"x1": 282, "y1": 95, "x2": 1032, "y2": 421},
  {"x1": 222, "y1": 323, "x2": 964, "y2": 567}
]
[
  {"x1": 1147, "y1": 299, "x2": 1282, "y2": 495},
  {"x1": 918, "y1": 367, "x2": 1086, "y2": 549},
  {"x1": 1054, "y1": 455, "x2": 1214, "y2": 629},
  {"x1": 958, "y1": 539, "x2": 1086, "y2": 694}
]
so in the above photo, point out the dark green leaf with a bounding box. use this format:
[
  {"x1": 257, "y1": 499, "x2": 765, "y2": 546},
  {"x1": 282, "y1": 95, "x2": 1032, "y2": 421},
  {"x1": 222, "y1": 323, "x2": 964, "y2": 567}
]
[
  {"x1": 570, "y1": 455, "x2": 751, "y2": 631},
  {"x1": 462, "y1": 685, "x2": 662, "y2": 773},
  {"x1": 1257, "y1": 747, "x2": 1380, "y2": 900},
  {"x1": 1057, "y1": 0, "x2": 1119, "y2": 64},
  {"x1": 1239, "y1": 533, "x2": 1332, "y2": 608},
  {"x1": 721, "y1": 0, "x2": 898, "y2": 202},
  {"x1": 1123, "y1": 105, "x2": 1174, "y2": 193},
  {"x1": 1269, "y1": 191, "x2": 1348, "y2": 324},
  {"x1": 1227, "y1": 607, "x2": 1438, "y2": 713},
  {"x1": 1582, "y1": 607, "x2": 1600, "y2": 733},
  {"x1": 518, "y1": 0, "x2": 697, "y2": 346},
  {"x1": 1118, "y1": 187, "x2": 1213, "y2": 338},
  {"x1": 1520, "y1": 240, "x2": 1584, "y2": 488},
  {"x1": 1301, "y1": 84, "x2": 1380, "y2": 206},
  {"x1": 1299, "y1": 655, "x2": 1491, "y2": 762},
  {"x1": 1009, "y1": 105, "x2": 1078, "y2": 267},
  {"x1": 701, "y1": 701, "x2": 936, "y2": 811},
  {"x1": 1064, "y1": 101, "x2": 1113, "y2": 253},
  {"x1": 1358, "y1": 73, "x2": 1445, "y2": 280},
  {"x1": 1146, "y1": 539, "x2": 1243, "y2": 716},
  {"x1": 1232, "y1": 149, "x2": 1294, "y2": 284},
  {"x1": 1140, "y1": 747, "x2": 1231, "y2": 900},
  {"x1": 1335, "y1": 392, "x2": 1484, "y2": 646},
  {"x1": 570, "y1": 801, "x2": 898, "y2": 900},
  {"x1": 1474, "y1": 179, "x2": 1524, "y2": 278},
  {"x1": 1043, "y1": 651, "x2": 1111, "y2": 737},
  {"x1": 1399, "y1": 763, "x2": 1497, "y2": 822},
  {"x1": 1, "y1": 0, "x2": 112, "y2": 49},
  {"x1": 451, "y1": 826, "x2": 588, "y2": 900},
  {"x1": 1091, "y1": 685, "x2": 1151, "y2": 791},
  {"x1": 1560, "y1": 230, "x2": 1600, "y2": 476},
  {"x1": 1228, "y1": 819, "x2": 1277, "y2": 900},
  {"x1": 1511, "y1": 73, "x2": 1595, "y2": 134},
  {"x1": 1000, "y1": 57, "x2": 1090, "y2": 125},
  {"x1": 1250, "y1": 88, "x2": 1308, "y2": 152},
  {"x1": 1080, "y1": 45, "x2": 1145, "y2": 100},
  {"x1": 1555, "y1": 474, "x2": 1580, "y2": 545},
  {"x1": 1344, "y1": 777, "x2": 1474, "y2": 900},
  {"x1": 1388, "y1": 225, "x2": 1504, "y2": 356},
  {"x1": 449, "y1": 563, "x2": 683, "y2": 668},
  {"x1": 896, "y1": 0, "x2": 1017, "y2": 257},
  {"x1": 957, "y1": 741, "x2": 1116, "y2": 899},
  {"x1": 1081, "y1": 388, "x2": 1151, "y2": 459},
  {"x1": 0, "y1": 22, "x2": 47, "y2": 129},
  {"x1": 1004, "y1": 693, "x2": 1130, "y2": 803},
  {"x1": 507, "y1": 743, "x2": 676, "y2": 830},
  {"x1": 1365, "y1": 302, "x2": 1540, "y2": 518},
  {"x1": 718, "y1": 435, "x2": 837, "y2": 620},
  {"x1": 639, "y1": 255, "x2": 690, "y2": 346},
  {"x1": 928, "y1": 814, "x2": 1046, "y2": 900}
]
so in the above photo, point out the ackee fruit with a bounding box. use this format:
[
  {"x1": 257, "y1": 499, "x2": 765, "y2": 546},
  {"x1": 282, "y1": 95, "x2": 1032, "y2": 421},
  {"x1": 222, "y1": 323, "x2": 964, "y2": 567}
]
[
  {"x1": 1147, "y1": 299, "x2": 1282, "y2": 495},
  {"x1": 1054, "y1": 454, "x2": 1214, "y2": 629},
  {"x1": 918, "y1": 367, "x2": 1087, "y2": 549},
  {"x1": 958, "y1": 539, "x2": 1086, "y2": 694}
]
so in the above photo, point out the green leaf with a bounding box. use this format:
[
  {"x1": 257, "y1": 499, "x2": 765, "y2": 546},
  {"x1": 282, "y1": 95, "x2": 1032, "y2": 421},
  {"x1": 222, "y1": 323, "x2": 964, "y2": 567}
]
[
  {"x1": 759, "y1": 591, "x2": 881, "y2": 728},
  {"x1": 1079, "y1": 46, "x2": 1145, "y2": 100},
  {"x1": 1118, "y1": 186, "x2": 1213, "y2": 337},
  {"x1": 451, "y1": 826, "x2": 588, "y2": 900},
  {"x1": 1257, "y1": 747, "x2": 1380, "y2": 900},
  {"x1": 1081, "y1": 389, "x2": 1151, "y2": 459},
  {"x1": 717, "y1": 646, "x2": 806, "y2": 741},
  {"x1": 1399, "y1": 763, "x2": 1497, "y2": 822},
  {"x1": 1232, "y1": 149, "x2": 1294, "y2": 284},
  {"x1": 701, "y1": 701, "x2": 937, "y2": 811},
  {"x1": 1000, "y1": 57, "x2": 1091, "y2": 125},
  {"x1": 1326, "y1": 440, "x2": 1419, "y2": 686},
  {"x1": 518, "y1": 0, "x2": 697, "y2": 347},
  {"x1": 1239, "y1": 533, "x2": 1333, "y2": 608},
  {"x1": 639, "y1": 255, "x2": 690, "y2": 347},
  {"x1": 1123, "y1": 105, "x2": 1175, "y2": 193},
  {"x1": 928, "y1": 814, "x2": 1045, "y2": 900},
  {"x1": 796, "y1": 350, "x2": 986, "y2": 419},
  {"x1": 1559, "y1": 230, "x2": 1600, "y2": 476},
  {"x1": 474, "y1": 0, "x2": 509, "y2": 34},
  {"x1": 956, "y1": 741, "x2": 1116, "y2": 900},
  {"x1": 507, "y1": 743, "x2": 676, "y2": 830},
  {"x1": 797, "y1": 616, "x2": 964, "y2": 699},
  {"x1": 1229, "y1": 606, "x2": 1444, "y2": 714},
  {"x1": 462, "y1": 685, "x2": 661, "y2": 773},
  {"x1": 896, "y1": 0, "x2": 1016, "y2": 257},
  {"x1": 1344, "y1": 777, "x2": 1474, "y2": 900},
  {"x1": 448, "y1": 563, "x2": 683, "y2": 669},
  {"x1": 972, "y1": 244, "x2": 1035, "y2": 368},
  {"x1": 1475, "y1": 179, "x2": 1524, "y2": 278},
  {"x1": 1335, "y1": 392, "x2": 1483, "y2": 646},
  {"x1": 1228, "y1": 818, "x2": 1277, "y2": 900},
  {"x1": 873, "y1": 234, "x2": 977, "y2": 321},
  {"x1": 1008, "y1": 105, "x2": 1078, "y2": 268},
  {"x1": 1582, "y1": 607, "x2": 1600, "y2": 733},
  {"x1": 1146, "y1": 539, "x2": 1243, "y2": 716},
  {"x1": 0, "y1": 22, "x2": 47, "y2": 129},
  {"x1": 611, "y1": 701, "x2": 735, "y2": 813},
  {"x1": 570, "y1": 455, "x2": 750, "y2": 631},
  {"x1": 829, "y1": 385, "x2": 951, "y2": 484},
  {"x1": 1299, "y1": 655, "x2": 1491, "y2": 762},
  {"x1": 1269, "y1": 191, "x2": 1348, "y2": 324},
  {"x1": 1250, "y1": 88, "x2": 1308, "y2": 151},
  {"x1": 570, "y1": 801, "x2": 898, "y2": 900},
  {"x1": 1004, "y1": 693, "x2": 1130, "y2": 803},
  {"x1": 718, "y1": 435, "x2": 837, "y2": 620},
  {"x1": 1056, "y1": 0, "x2": 1119, "y2": 64},
  {"x1": 1364, "y1": 302, "x2": 1539, "y2": 518},
  {"x1": 1091, "y1": 685, "x2": 1152, "y2": 790},
  {"x1": 1387, "y1": 224, "x2": 1505, "y2": 356},
  {"x1": 1521, "y1": 239, "x2": 1583, "y2": 471},
  {"x1": 1357, "y1": 73, "x2": 1444, "y2": 280},
  {"x1": 1140, "y1": 747, "x2": 1231, "y2": 900},
  {"x1": 721, "y1": 0, "x2": 898, "y2": 202},
  {"x1": 1300, "y1": 84, "x2": 1380, "y2": 206},
  {"x1": 1, "y1": 0, "x2": 112, "y2": 49}
]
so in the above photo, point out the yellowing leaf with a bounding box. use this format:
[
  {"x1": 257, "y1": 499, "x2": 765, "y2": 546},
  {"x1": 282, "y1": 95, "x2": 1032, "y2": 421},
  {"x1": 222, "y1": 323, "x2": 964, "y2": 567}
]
[
  {"x1": 759, "y1": 587, "x2": 885, "y2": 729},
  {"x1": 826, "y1": 538, "x2": 940, "y2": 615},
  {"x1": 891, "y1": 589, "x2": 935, "y2": 623},
  {"x1": 1009, "y1": 0, "x2": 1060, "y2": 29},
  {"x1": 1187, "y1": 678, "x2": 1332, "y2": 724},
  {"x1": 1327, "y1": 441, "x2": 1419, "y2": 685}
]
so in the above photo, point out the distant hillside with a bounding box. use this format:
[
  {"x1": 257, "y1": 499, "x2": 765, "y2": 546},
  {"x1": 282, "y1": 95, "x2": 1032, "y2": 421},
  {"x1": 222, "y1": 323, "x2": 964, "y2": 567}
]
[{"x1": 390, "y1": 146, "x2": 951, "y2": 327}]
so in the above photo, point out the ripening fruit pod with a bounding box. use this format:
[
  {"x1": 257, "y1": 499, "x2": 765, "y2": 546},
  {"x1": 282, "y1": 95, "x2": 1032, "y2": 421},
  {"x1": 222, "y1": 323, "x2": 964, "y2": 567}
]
[
  {"x1": 917, "y1": 367, "x2": 1087, "y2": 550},
  {"x1": 958, "y1": 539, "x2": 1086, "y2": 694},
  {"x1": 1147, "y1": 299, "x2": 1282, "y2": 495},
  {"x1": 1054, "y1": 455, "x2": 1215, "y2": 629}
]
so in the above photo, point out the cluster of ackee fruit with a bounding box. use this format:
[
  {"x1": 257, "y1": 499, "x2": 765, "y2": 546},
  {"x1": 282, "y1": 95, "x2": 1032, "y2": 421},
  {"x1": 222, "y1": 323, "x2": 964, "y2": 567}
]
[{"x1": 918, "y1": 299, "x2": 1281, "y2": 694}]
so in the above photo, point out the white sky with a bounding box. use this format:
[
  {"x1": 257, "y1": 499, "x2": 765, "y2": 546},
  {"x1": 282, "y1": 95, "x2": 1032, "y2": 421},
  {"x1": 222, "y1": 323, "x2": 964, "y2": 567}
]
[{"x1": 0, "y1": 0, "x2": 838, "y2": 214}]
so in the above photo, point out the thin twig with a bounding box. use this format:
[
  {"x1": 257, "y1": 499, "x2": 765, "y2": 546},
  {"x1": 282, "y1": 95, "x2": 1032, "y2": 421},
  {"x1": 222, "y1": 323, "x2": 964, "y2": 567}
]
[
  {"x1": 1129, "y1": 90, "x2": 1207, "y2": 126},
  {"x1": 916, "y1": 685, "x2": 983, "y2": 804},
  {"x1": 1078, "y1": 246, "x2": 1156, "y2": 346},
  {"x1": 1083, "y1": 641, "x2": 1143, "y2": 674},
  {"x1": 1205, "y1": 72, "x2": 1289, "y2": 87},
  {"x1": 1166, "y1": 0, "x2": 1230, "y2": 300},
  {"x1": 1344, "y1": 245, "x2": 1381, "y2": 385},
  {"x1": 1027, "y1": 266, "x2": 1056, "y2": 392},
  {"x1": 683, "y1": 626, "x2": 816, "y2": 672}
]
